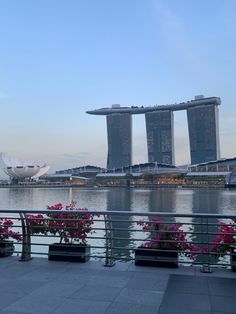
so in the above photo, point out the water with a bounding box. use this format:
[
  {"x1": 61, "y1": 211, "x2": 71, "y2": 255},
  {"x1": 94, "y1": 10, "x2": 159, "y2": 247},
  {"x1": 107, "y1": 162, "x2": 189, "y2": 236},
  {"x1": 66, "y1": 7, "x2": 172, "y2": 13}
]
[
  {"x1": 0, "y1": 187, "x2": 236, "y2": 214},
  {"x1": 1, "y1": 187, "x2": 236, "y2": 261}
]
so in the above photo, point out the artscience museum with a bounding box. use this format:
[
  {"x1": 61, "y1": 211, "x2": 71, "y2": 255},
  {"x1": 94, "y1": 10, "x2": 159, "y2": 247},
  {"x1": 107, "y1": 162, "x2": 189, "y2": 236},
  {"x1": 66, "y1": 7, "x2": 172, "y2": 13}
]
[{"x1": 0, "y1": 153, "x2": 50, "y2": 182}]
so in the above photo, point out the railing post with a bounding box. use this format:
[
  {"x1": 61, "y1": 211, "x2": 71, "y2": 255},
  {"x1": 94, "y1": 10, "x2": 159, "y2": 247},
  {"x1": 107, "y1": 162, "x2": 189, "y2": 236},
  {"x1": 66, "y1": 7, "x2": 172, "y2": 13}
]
[
  {"x1": 19, "y1": 213, "x2": 32, "y2": 261},
  {"x1": 104, "y1": 213, "x2": 115, "y2": 267},
  {"x1": 201, "y1": 217, "x2": 212, "y2": 273}
]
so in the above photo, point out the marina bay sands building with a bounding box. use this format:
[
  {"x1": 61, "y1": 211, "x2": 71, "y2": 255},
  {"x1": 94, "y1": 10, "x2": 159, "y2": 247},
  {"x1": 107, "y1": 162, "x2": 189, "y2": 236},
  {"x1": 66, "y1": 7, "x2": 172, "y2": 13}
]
[
  {"x1": 87, "y1": 96, "x2": 221, "y2": 169},
  {"x1": 145, "y1": 110, "x2": 174, "y2": 165},
  {"x1": 106, "y1": 111, "x2": 132, "y2": 169}
]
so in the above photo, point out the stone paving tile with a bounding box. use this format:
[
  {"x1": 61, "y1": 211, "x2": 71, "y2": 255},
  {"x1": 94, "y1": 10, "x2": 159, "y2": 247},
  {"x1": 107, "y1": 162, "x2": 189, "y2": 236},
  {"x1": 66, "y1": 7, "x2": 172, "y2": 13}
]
[
  {"x1": 19, "y1": 269, "x2": 60, "y2": 282},
  {"x1": 166, "y1": 275, "x2": 209, "y2": 295},
  {"x1": 0, "y1": 292, "x2": 23, "y2": 311},
  {"x1": 160, "y1": 292, "x2": 211, "y2": 312},
  {"x1": 0, "y1": 279, "x2": 45, "y2": 295},
  {"x1": 62, "y1": 265, "x2": 101, "y2": 276},
  {"x1": 67, "y1": 260, "x2": 132, "y2": 271},
  {"x1": 212, "y1": 312, "x2": 232, "y2": 314},
  {"x1": 71, "y1": 284, "x2": 122, "y2": 302},
  {"x1": 51, "y1": 299, "x2": 110, "y2": 314},
  {"x1": 210, "y1": 295, "x2": 236, "y2": 314},
  {"x1": 2, "y1": 311, "x2": 33, "y2": 314},
  {"x1": 0, "y1": 266, "x2": 39, "y2": 280},
  {"x1": 170, "y1": 274, "x2": 208, "y2": 282},
  {"x1": 3, "y1": 258, "x2": 236, "y2": 314},
  {"x1": 87, "y1": 273, "x2": 131, "y2": 288},
  {"x1": 0, "y1": 256, "x2": 17, "y2": 265},
  {"x1": 208, "y1": 277, "x2": 236, "y2": 297},
  {"x1": 158, "y1": 308, "x2": 211, "y2": 314},
  {"x1": 28, "y1": 282, "x2": 82, "y2": 298},
  {"x1": 98, "y1": 269, "x2": 135, "y2": 279},
  {"x1": 34, "y1": 264, "x2": 69, "y2": 273},
  {"x1": 125, "y1": 272, "x2": 169, "y2": 291},
  {"x1": 53, "y1": 271, "x2": 96, "y2": 284},
  {"x1": 114, "y1": 288, "x2": 164, "y2": 306},
  {"x1": 105, "y1": 302, "x2": 158, "y2": 314},
  {"x1": 4, "y1": 295, "x2": 66, "y2": 314},
  {"x1": 129, "y1": 263, "x2": 195, "y2": 275}
]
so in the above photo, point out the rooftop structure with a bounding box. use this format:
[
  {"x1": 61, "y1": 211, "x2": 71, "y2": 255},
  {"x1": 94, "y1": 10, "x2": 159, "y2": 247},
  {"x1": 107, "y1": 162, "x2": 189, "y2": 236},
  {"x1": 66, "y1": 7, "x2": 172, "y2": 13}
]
[
  {"x1": 86, "y1": 96, "x2": 221, "y2": 115},
  {"x1": 56, "y1": 165, "x2": 105, "y2": 178},
  {"x1": 189, "y1": 157, "x2": 236, "y2": 172}
]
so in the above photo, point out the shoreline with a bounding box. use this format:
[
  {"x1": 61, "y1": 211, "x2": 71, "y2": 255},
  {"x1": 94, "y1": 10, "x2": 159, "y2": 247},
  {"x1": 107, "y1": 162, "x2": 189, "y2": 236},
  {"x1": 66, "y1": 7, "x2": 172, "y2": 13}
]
[{"x1": 0, "y1": 184, "x2": 233, "y2": 189}]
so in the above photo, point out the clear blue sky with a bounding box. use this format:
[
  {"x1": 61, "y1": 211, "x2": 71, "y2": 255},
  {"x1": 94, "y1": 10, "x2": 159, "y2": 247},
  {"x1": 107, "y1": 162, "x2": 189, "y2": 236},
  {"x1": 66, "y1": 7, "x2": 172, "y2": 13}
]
[{"x1": 0, "y1": 0, "x2": 235, "y2": 176}]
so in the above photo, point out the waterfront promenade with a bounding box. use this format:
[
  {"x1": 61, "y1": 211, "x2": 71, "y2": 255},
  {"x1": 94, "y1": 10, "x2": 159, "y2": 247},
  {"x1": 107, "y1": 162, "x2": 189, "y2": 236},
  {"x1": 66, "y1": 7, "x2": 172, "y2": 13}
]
[{"x1": 0, "y1": 257, "x2": 236, "y2": 314}]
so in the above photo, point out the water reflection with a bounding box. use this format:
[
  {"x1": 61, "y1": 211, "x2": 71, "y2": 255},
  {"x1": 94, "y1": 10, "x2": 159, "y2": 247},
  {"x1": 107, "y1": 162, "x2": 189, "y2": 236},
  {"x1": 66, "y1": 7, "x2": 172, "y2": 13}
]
[
  {"x1": 192, "y1": 189, "x2": 222, "y2": 214},
  {"x1": 106, "y1": 188, "x2": 132, "y2": 260},
  {"x1": 191, "y1": 190, "x2": 221, "y2": 265},
  {"x1": 1, "y1": 187, "x2": 235, "y2": 214},
  {"x1": 148, "y1": 189, "x2": 176, "y2": 212},
  {"x1": 0, "y1": 187, "x2": 236, "y2": 261}
]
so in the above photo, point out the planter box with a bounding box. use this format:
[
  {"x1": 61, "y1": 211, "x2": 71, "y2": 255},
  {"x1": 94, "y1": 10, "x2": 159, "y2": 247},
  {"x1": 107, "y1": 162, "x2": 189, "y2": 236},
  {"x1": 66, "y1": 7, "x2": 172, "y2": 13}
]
[
  {"x1": 0, "y1": 241, "x2": 15, "y2": 257},
  {"x1": 135, "y1": 247, "x2": 178, "y2": 268},
  {"x1": 231, "y1": 253, "x2": 236, "y2": 272},
  {"x1": 48, "y1": 243, "x2": 90, "y2": 262}
]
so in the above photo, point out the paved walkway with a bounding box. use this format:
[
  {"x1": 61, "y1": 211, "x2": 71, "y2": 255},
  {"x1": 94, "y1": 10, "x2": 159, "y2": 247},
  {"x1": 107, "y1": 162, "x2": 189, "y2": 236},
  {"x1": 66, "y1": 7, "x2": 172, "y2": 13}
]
[{"x1": 0, "y1": 257, "x2": 236, "y2": 313}]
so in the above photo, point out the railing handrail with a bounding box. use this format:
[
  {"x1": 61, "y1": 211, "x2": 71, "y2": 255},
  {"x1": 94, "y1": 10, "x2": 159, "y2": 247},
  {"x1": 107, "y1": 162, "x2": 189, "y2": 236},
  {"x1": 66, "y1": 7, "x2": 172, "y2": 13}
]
[
  {"x1": 1, "y1": 207, "x2": 236, "y2": 271},
  {"x1": 0, "y1": 208, "x2": 236, "y2": 219}
]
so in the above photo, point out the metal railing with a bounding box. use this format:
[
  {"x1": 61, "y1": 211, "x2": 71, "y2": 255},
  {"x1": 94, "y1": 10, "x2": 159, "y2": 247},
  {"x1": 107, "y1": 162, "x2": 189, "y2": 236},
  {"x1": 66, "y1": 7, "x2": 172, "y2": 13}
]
[{"x1": 0, "y1": 209, "x2": 235, "y2": 271}]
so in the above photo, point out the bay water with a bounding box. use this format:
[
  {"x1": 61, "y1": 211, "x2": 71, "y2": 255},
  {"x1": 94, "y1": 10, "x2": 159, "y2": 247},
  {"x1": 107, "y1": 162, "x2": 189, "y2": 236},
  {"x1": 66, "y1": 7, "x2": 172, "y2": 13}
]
[{"x1": 1, "y1": 187, "x2": 236, "y2": 261}]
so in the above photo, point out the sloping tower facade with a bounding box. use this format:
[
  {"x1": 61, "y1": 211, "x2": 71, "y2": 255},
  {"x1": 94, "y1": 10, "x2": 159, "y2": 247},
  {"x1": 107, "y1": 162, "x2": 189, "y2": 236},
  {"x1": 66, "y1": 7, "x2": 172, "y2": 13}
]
[
  {"x1": 145, "y1": 110, "x2": 174, "y2": 165},
  {"x1": 106, "y1": 113, "x2": 132, "y2": 169},
  {"x1": 187, "y1": 104, "x2": 220, "y2": 164}
]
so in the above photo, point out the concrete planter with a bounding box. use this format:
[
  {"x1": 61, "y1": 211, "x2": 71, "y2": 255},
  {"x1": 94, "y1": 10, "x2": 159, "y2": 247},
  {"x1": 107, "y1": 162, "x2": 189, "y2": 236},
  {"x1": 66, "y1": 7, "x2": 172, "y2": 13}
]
[
  {"x1": 0, "y1": 241, "x2": 15, "y2": 257},
  {"x1": 48, "y1": 243, "x2": 90, "y2": 262},
  {"x1": 135, "y1": 247, "x2": 178, "y2": 268}
]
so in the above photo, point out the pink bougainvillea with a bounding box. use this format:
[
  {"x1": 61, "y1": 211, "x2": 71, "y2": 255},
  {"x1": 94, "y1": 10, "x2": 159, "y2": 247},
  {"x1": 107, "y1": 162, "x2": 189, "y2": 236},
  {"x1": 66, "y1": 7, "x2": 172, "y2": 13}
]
[
  {"x1": 211, "y1": 220, "x2": 236, "y2": 257},
  {"x1": 137, "y1": 217, "x2": 198, "y2": 260},
  {"x1": 27, "y1": 201, "x2": 95, "y2": 245},
  {"x1": 0, "y1": 218, "x2": 22, "y2": 242}
]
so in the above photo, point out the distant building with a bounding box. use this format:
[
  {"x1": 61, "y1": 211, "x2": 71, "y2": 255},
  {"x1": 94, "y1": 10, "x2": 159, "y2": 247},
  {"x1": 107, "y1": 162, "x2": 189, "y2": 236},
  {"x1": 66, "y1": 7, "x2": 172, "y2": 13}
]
[
  {"x1": 105, "y1": 162, "x2": 178, "y2": 174},
  {"x1": 145, "y1": 110, "x2": 174, "y2": 164},
  {"x1": 106, "y1": 110, "x2": 132, "y2": 169},
  {"x1": 42, "y1": 174, "x2": 90, "y2": 186},
  {"x1": 187, "y1": 157, "x2": 236, "y2": 187},
  {"x1": 188, "y1": 157, "x2": 236, "y2": 172},
  {"x1": 96, "y1": 162, "x2": 184, "y2": 187},
  {"x1": 87, "y1": 96, "x2": 221, "y2": 166},
  {"x1": 0, "y1": 153, "x2": 49, "y2": 183},
  {"x1": 187, "y1": 102, "x2": 220, "y2": 164},
  {"x1": 56, "y1": 165, "x2": 105, "y2": 178}
]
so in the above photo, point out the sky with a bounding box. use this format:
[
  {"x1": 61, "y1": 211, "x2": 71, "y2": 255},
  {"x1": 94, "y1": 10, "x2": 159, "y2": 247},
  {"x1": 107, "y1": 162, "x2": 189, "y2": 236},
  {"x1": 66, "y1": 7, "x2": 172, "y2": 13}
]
[{"x1": 0, "y1": 0, "x2": 236, "y2": 177}]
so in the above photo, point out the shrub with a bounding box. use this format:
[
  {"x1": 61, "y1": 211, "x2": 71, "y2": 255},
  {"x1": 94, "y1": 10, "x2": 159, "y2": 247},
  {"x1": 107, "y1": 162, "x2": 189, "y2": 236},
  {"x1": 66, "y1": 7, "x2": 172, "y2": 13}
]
[{"x1": 138, "y1": 217, "x2": 198, "y2": 260}]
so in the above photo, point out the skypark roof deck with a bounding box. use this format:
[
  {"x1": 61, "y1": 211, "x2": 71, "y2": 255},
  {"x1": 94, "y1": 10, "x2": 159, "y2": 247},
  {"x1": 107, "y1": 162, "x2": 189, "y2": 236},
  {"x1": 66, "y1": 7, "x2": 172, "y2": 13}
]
[{"x1": 86, "y1": 96, "x2": 221, "y2": 115}]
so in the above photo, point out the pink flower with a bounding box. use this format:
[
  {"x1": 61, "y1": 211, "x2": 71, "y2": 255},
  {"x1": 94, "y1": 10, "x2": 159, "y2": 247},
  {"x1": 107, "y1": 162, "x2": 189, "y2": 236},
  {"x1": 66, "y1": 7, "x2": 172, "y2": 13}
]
[
  {"x1": 137, "y1": 216, "x2": 198, "y2": 260},
  {"x1": 210, "y1": 219, "x2": 236, "y2": 257},
  {"x1": 28, "y1": 201, "x2": 95, "y2": 245},
  {"x1": 0, "y1": 218, "x2": 22, "y2": 242}
]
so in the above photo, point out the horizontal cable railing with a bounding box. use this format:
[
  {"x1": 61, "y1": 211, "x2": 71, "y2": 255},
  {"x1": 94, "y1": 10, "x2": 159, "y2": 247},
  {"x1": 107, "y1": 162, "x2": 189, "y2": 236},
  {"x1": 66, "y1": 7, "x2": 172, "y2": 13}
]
[{"x1": 0, "y1": 209, "x2": 236, "y2": 271}]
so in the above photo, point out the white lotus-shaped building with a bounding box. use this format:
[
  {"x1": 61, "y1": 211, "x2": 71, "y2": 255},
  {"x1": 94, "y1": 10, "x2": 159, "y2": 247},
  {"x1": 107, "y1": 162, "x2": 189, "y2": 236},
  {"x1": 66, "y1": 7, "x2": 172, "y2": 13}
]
[{"x1": 0, "y1": 153, "x2": 50, "y2": 179}]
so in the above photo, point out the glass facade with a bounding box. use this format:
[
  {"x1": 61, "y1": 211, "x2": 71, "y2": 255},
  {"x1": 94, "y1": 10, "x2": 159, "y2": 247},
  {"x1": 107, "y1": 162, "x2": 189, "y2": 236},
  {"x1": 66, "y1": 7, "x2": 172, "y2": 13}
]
[
  {"x1": 88, "y1": 97, "x2": 221, "y2": 168},
  {"x1": 145, "y1": 110, "x2": 174, "y2": 165},
  {"x1": 106, "y1": 113, "x2": 132, "y2": 169},
  {"x1": 187, "y1": 104, "x2": 220, "y2": 164}
]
